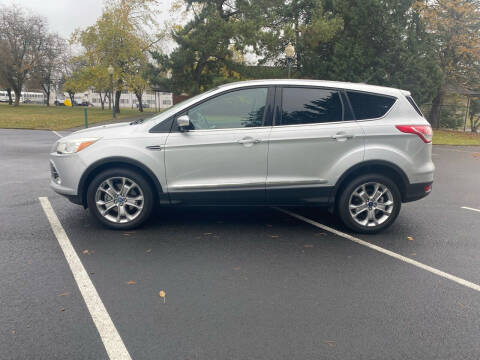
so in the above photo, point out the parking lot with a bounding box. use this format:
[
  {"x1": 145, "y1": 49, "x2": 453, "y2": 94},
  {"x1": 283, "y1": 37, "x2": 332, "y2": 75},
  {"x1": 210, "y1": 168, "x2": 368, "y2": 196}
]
[{"x1": 1, "y1": 128, "x2": 480, "y2": 359}]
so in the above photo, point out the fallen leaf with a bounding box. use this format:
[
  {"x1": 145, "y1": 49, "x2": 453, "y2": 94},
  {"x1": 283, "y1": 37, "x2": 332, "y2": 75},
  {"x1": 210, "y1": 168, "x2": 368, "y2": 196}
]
[
  {"x1": 58, "y1": 292, "x2": 70, "y2": 297},
  {"x1": 127, "y1": 280, "x2": 136, "y2": 285},
  {"x1": 407, "y1": 236, "x2": 414, "y2": 241},
  {"x1": 458, "y1": 302, "x2": 465, "y2": 308},
  {"x1": 12, "y1": 330, "x2": 16, "y2": 334},
  {"x1": 60, "y1": 308, "x2": 65, "y2": 312},
  {"x1": 304, "y1": 244, "x2": 314, "y2": 248},
  {"x1": 411, "y1": 253, "x2": 416, "y2": 256},
  {"x1": 323, "y1": 340, "x2": 336, "y2": 347},
  {"x1": 82, "y1": 249, "x2": 89, "y2": 254},
  {"x1": 159, "y1": 290, "x2": 166, "y2": 303},
  {"x1": 472, "y1": 152, "x2": 480, "y2": 158},
  {"x1": 146, "y1": 249, "x2": 152, "y2": 253},
  {"x1": 233, "y1": 266, "x2": 241, "y2": 271}
]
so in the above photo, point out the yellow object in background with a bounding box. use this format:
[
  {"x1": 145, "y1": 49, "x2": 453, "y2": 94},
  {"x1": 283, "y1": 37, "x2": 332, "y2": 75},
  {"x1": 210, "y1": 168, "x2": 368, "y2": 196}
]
[{"x1": 64, "y1": 99, "x2": 72, "y2": 107}]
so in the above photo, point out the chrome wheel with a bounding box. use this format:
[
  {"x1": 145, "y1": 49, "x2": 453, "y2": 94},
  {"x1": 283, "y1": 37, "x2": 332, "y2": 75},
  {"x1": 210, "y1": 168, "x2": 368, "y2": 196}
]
[
  {"x1": 348, "y1": 182, "x2": 394, "y2": 228},
  {"x1": 95, "y1": 177, "x2": 144, "y2": 224}
]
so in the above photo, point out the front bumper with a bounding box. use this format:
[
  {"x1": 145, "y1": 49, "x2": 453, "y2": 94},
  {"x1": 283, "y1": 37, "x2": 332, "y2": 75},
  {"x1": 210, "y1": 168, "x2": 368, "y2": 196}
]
[{"x1": 49, "y1": 152, "x2": 87, "y2": 199}]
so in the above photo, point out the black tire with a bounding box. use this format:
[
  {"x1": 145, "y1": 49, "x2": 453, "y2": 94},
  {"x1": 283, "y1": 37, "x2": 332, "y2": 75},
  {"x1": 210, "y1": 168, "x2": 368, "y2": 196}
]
[
  {"x1": 337, "y1": 174, "x2": 401, "y2": 234},
  {"x1": 86, "y1": 167, "x2": 154, "y2": 230}
]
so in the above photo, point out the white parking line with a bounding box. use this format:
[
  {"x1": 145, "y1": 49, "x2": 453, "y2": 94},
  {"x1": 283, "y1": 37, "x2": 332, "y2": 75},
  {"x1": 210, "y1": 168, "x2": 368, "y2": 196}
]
[
  {"x1": 275, "y1": 207, "x2": 480, "y2": 293},
  {"x1": 39, "y1": 197, "x2": 132, "y2": 360},
  {"x1": 52, "y1": 130, "x2": 62, "y2": 138},
  {"x1": 461, "y1": 206, "x2": 480, "y2": 213}
]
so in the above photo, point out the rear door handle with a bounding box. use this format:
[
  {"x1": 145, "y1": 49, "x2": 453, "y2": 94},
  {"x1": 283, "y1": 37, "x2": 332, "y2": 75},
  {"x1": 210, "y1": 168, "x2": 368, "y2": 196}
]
[{"x1": 331, "y1": 133, "x2": 354, "y2": 141}]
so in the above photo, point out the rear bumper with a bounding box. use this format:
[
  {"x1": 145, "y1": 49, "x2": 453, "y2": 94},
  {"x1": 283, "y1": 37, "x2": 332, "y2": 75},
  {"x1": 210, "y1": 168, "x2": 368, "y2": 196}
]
[{"x1": 403, "y1": 181, "x2": 433, "y2": 202}]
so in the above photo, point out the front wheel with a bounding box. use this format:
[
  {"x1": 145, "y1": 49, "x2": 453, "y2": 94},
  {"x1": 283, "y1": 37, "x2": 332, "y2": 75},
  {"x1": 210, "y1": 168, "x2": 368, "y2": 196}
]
[
  {"x1": 337, "y1": 174, "x2": 401, "y2": 234},
  {"x1": 86, "y1": 168, "x2": 154, "y2": 230}
]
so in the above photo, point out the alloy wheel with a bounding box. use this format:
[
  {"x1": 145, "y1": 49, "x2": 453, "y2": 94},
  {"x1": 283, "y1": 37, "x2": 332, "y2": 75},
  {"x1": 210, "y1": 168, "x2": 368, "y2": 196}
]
[
  {"x1": 348, "y1": 182, "x2": 394, "y2": 227},
  {"x1": 95, "y1": 177, "x2": 144, "y2": 224}
]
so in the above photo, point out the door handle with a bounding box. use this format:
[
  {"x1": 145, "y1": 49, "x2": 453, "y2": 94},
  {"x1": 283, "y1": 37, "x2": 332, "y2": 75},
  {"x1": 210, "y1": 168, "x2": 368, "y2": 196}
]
[
  {"x1": 237, "y1": 137, "x2": 261, "y2": 145},
  {"x1": 331, "y1": 133, "x2": 354, "y2": 141},
  {"x1": 146, "y1": 145, "x2": 162, "y2": 151}
]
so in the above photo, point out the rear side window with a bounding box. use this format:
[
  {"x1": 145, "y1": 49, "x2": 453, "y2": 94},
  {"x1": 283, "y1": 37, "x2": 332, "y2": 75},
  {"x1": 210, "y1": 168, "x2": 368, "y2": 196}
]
[
  {"x1": 280, "y1": 87, "x2": 343, "y2": 125},
  {"x1": 406, "y1": 96, "x2": 424, "y2": 117},
  {"x1": 346, "y1": 91, "x2": 396, "y2": 120}
]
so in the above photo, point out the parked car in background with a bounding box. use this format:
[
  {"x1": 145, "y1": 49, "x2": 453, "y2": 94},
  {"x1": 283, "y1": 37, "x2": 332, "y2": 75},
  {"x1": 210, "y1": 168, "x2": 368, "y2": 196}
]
[{"x1": 49, "y1": 79, "x2": 434, "y2": 233}]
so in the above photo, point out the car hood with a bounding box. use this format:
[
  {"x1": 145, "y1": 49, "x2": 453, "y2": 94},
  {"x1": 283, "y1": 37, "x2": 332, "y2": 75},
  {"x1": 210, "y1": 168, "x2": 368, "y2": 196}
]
[{"x1": 64, "y1": 121, "x2": 136, "y2": 140}]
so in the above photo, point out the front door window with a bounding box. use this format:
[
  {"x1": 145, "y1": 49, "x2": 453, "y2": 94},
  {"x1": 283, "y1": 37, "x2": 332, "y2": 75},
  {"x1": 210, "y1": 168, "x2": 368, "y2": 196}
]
[{"x1": 186, "y1": 88, "x2": 268, "y2": 130}]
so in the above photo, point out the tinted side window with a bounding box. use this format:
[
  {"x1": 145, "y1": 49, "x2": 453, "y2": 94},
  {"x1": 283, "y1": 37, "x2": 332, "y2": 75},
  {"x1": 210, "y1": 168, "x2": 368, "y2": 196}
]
[
  {"x1": 280, "y1": 87, "x2": 343, "y2": 125},
  {"x1": 187, "y1": 88, "x2": 267, "y2": 130},
  {"x1": 346, "y1": 91, "x2": 396, "y2": 120}
]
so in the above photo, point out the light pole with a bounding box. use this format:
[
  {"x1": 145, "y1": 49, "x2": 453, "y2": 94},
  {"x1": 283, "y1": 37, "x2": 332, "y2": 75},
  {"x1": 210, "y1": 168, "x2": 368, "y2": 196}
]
[
  {"x1": 107, "y1": 65, "x2": 116, "y2": 119},
  {"x1": 285, "y1": 43, "x2": 295, "y2": 79}
]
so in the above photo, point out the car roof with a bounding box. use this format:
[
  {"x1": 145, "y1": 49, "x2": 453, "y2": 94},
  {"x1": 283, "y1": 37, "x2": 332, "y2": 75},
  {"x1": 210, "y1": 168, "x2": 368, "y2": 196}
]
[{"x1": 218, "y1": 79, "x2": 409, "y2": 97}]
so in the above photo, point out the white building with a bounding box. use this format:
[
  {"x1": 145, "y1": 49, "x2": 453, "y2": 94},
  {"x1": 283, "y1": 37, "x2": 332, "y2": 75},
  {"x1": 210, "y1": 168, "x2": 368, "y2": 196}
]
[{"x1": 51, "y1": 88, "x2": 173, "y2": 110}]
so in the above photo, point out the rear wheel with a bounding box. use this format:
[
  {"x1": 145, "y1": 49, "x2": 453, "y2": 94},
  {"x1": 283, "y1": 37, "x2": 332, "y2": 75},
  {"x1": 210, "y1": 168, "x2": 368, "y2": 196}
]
[
  {"x1": 337, "y1": 174, "x2": 401, "y2": 234},
  {"x1": 87, "y1": 168, "x2": 154, "y2": 230}
]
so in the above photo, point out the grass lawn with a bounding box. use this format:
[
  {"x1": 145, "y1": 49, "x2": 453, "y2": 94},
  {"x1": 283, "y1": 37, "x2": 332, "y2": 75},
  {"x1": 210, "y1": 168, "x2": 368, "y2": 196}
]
[
  {"x1": 433, "y1": 129, "x2": 480, "y2": 146},
  {"x1": 0, "y1": 103, "x2": 157, "y2": 130}
]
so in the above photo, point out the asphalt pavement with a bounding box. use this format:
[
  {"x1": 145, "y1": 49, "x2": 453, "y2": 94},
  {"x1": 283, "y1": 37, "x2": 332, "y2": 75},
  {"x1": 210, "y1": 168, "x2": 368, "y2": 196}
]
[{"x1": 1, "y1": 128, "x2": 479, "y2": 360}]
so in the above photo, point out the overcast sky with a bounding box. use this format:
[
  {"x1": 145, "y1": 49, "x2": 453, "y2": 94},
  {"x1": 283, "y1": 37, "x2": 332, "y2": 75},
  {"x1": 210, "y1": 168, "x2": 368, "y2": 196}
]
[{"x1": 2, "y1": 0, "x2": 173, "y2": 38}]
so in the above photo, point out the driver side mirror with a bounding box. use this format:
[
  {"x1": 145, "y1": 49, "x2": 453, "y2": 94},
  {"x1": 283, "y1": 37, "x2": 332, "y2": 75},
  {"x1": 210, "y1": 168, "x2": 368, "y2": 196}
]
[{"x1": 177, "y1": 115, "x2": 190, "y2": 131}]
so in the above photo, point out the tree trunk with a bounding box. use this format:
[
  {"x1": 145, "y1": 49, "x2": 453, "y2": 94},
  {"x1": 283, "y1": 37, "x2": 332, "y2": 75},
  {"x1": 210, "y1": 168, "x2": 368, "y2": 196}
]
[
  {"x1": 108, "y1": 92, "x2": 111, "y2": 110},
  {"x1": 99, "y1": 92, "x2": 105, "y2": 110},
  {"x1": 6, "y1": 88, "x2": 12, "y2": 105},
  {"x1": 42, "y1": 84, "x2": 51, "y2": 106},
  {"x1": 470, "y1": 113, "x2": 479, "y2": 133},
  {"x1": 428, "y1": 88, "x2": 444, "y2": 129},
  {"x1": 45, "y1": 90, "x2": 50, "y2": 106},
  {"x1": 115, "y1": 90, "x2": 121, "y2": 114},
  {"x1": 194, "y1": 61, "x2": 207, "y2": 94},
  {"x1": 135, "y1": 92, "x2": 143, "y2": 112},
  {"x1": 13, "y1": 88, "x2": 21, "y2": 106}
]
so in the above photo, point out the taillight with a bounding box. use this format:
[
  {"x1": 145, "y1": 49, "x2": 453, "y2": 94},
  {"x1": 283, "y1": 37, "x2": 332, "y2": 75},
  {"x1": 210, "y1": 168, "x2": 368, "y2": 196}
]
[{"x1": 395, "y1": 125, "x2": 432, "y2": 143}]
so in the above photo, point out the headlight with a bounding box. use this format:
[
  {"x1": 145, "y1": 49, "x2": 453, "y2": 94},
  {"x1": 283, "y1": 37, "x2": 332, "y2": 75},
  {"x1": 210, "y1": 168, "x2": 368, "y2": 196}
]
[{"x1": 56, "y1": 137, "x2": 100, "y2": 154}]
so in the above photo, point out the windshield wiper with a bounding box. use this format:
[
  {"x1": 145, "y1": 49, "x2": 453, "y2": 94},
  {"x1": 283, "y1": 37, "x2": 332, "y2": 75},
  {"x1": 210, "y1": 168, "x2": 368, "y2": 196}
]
[{"x1": 130, "y1": 118, "x2": 144, "y2": 125}]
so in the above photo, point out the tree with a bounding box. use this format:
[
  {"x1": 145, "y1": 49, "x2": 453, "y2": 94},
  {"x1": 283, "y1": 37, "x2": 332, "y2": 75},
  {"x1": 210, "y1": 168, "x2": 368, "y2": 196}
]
[
  {"x1": 415, "y1": 0, "x2": 480, "y2": 128},
  {"x1": 0, "y1": 5, "x2": 47, "y2": 106},
  {"x1": 73, "y1": 0, "x2": 159, "y2": 113},
  {"x1": 36, "y1": 34, "x2": 66, "y2": 106},
  {"x1": 0, "y1": 42, "x2": 13, "y2": 105},
  {"x1": 152, "y1": 0, "x2": 275, "y2": 94},
  {"x1": 59, "y1": 49, "x2": 85, "y2": 105}
]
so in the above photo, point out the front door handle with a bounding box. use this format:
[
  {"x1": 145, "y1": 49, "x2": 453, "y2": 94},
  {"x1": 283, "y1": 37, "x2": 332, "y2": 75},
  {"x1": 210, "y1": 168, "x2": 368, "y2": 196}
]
[
  {"x1": 331, "y1": 132, "x2": 354, "y2": 141},
  {"x1": 237, "y1": 137, "x2": 261, "y2": 145}
]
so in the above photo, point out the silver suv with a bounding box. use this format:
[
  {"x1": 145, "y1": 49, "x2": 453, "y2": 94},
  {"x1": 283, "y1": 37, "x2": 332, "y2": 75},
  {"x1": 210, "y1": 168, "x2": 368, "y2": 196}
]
[{"x1": 49, "y1": 80, "x2": 434, "y2": 233}]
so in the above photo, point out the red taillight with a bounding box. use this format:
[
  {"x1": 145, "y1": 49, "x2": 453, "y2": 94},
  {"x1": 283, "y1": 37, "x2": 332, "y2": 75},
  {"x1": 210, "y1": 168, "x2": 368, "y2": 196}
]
[
  {"x1": 424, "y1": 184, "x2": 432, "y2": 193},
  {"x1": 395, "y1": 125, "x2": 433, "y2": 143}
]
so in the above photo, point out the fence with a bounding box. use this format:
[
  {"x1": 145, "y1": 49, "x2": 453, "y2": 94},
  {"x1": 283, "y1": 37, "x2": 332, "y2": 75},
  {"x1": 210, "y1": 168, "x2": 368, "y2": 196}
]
[{"x1": 421, "y1": 103, "x2": 472, "y2": 131}]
